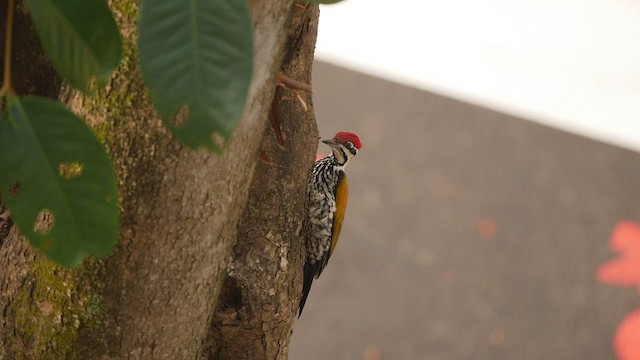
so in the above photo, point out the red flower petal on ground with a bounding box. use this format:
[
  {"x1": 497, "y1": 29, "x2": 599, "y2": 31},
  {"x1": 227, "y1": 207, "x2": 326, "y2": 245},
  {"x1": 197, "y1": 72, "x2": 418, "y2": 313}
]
[
  {"x1": 597, "y1": 221, "x2": 640, "y2": 290},
  {"x1": 476, "y1": 217, "x2": 497, "y2": 240},
  {"x1": 614, "y1": 310, "x2": 640, "y2": 360}
]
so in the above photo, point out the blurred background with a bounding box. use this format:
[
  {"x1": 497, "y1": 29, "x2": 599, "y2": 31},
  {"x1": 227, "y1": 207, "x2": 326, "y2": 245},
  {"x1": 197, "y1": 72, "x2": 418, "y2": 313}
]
[{"x1": 289, "y1": 1, "x2": 640, "y2": 359}]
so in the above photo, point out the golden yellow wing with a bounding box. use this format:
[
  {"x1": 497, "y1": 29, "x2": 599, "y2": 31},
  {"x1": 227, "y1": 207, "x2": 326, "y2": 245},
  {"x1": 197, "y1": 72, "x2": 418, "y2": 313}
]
[{"x1": 329, "y1": 173, "x2": 349, "y2": 258}]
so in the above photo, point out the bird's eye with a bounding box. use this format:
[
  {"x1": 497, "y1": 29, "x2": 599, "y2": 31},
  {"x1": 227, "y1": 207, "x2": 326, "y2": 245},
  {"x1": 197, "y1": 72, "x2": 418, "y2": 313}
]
[{"x1": 344, "y1": 142, "x2": 358, "y2": 155}]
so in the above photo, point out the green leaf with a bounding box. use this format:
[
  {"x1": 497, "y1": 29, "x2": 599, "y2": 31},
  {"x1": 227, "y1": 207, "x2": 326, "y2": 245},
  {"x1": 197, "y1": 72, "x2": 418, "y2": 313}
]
[
  {"x1": 0, "y1": 97, "x2": 119, "y2": 267},
  {"x1": 138, "y1": 0, "x2": 253, "y2": 151},
  {"x1": 27, "y1": 0, "x2": 122, "y2": 93}
]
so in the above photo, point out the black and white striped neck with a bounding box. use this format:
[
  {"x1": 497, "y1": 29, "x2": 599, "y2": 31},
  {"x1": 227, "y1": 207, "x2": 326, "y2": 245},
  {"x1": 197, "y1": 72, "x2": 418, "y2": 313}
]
[
  {"x1": 330, "y1": 143, "x2": 358, "y2": 168},
  {"x1": 328, "y1": 155, "x2": 347, "y2": 173}
]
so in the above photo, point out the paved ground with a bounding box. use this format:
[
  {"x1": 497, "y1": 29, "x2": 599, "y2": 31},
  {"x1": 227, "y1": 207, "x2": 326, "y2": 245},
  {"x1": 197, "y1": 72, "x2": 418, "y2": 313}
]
[{"x1": 289, "y1": 62, "x2": 640, "y2": 360}]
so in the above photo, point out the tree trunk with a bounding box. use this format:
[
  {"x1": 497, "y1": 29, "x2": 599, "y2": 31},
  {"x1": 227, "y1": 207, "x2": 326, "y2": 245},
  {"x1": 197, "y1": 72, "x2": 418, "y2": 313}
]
[
  {"x1": 205, "y1": 5, "x2": 319, "y2": 359},
  {"x1": 0, "y1": 1, "x2": 319, "y2": 359}
]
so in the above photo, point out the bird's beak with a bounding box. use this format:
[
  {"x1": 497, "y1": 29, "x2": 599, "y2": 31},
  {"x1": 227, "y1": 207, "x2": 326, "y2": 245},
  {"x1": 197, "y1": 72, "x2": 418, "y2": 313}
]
[{"x1": 322, "y1": 138, "x2": 339, "y2": 147}]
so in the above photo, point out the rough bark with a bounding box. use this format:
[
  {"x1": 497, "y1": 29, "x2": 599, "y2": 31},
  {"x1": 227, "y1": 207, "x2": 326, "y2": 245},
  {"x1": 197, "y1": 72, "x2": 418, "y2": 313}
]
[
  {"x1": 0, "y1": 0, "x2": 318, "y2": 358},
  {"x1": 206, "y1": 5, "x2": 319, "y2": 360}
]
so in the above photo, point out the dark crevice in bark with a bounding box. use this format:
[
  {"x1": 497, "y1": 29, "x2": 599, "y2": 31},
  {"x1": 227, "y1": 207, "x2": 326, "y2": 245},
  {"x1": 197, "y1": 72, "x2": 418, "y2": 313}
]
[
  {"x1": 0, "y1": 197, "x2": 11, "y2": 247},
  {"x1": 0, "y1": 0, "x2": 62, "y2": 98},
  {"x1": 220, "y1": 276, "x2": 244, "y2": 311}
]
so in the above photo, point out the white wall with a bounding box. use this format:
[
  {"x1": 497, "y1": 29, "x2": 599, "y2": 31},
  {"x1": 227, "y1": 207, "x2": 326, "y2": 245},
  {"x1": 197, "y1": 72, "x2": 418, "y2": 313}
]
[{"x1": 316, "y1": 0, "x2": 640, "y2": 152}]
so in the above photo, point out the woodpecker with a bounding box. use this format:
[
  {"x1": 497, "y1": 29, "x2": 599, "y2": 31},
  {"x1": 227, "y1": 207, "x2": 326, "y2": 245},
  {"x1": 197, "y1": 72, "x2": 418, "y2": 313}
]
[{"x1": 299, "y1": 131, "x2": 362, "y2": 316}]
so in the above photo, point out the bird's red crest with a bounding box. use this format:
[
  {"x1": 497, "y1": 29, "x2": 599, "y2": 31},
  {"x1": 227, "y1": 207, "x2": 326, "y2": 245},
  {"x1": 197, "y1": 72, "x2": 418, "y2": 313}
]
[{"x1": 334, "y1": 132, "x2": 362, "y2": 150}]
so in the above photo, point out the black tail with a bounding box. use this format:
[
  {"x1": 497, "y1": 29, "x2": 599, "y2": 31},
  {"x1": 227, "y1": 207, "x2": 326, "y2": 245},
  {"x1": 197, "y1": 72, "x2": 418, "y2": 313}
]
[{"x1": 298, "y1": 262, "x2": 316, "y2": 317}]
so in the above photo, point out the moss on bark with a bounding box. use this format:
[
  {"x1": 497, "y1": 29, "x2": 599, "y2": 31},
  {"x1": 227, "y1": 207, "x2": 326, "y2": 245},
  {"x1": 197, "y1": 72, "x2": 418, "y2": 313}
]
[
  {"x1": 1, "y1": 0, "x2": 313, "y2": 358},
  {"x1": 3, "y1": 254, "x2": 109, "y2": 359}
]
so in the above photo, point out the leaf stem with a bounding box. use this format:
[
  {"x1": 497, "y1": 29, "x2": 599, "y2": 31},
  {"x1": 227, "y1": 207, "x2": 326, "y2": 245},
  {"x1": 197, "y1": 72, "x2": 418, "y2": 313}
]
[{"x1": 0, "y1": 0, "x2": 15, "y2": 97}]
